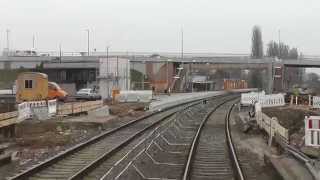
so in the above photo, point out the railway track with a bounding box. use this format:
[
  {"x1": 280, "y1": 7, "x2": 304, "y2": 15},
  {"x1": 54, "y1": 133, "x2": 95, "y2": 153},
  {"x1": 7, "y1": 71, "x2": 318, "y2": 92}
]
[
  {"x1": 8, "y1": 95, "x2": 226, "y2": 180},
  {"x1": 109, "y1": 95, "x2": 240, "y2": 179},
  {"x1": 183, "y1": 99, "x2": 244, "y2": 180}
]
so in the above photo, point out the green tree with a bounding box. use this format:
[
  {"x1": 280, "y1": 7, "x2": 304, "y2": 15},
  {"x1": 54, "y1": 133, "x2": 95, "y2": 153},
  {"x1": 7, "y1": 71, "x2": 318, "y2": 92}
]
[{"x1": 251, "y1": 25, "x2": 264, "y2": 58}]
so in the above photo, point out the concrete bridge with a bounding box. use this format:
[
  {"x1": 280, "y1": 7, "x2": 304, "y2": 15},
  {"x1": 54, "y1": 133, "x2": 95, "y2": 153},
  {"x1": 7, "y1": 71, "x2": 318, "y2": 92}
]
[{"x1": 0, "y1": 55, "x2": 318, "y2": 92}]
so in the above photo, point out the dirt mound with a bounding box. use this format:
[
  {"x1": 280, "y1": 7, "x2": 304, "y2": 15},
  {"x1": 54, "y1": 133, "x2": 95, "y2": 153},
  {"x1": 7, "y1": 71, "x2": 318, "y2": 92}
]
[
  {"x1": 263, "y1": 106, "x2": 320, "y2": 134},
  {"x1": 109, "y1": 102, "x2": 147, "y2": 117}
]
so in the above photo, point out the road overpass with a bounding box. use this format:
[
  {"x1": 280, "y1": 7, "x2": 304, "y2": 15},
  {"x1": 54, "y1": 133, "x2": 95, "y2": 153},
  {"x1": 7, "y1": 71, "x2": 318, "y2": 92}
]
[{"x1": 0, "y1": 55, "x2": 318, "y2": 93}]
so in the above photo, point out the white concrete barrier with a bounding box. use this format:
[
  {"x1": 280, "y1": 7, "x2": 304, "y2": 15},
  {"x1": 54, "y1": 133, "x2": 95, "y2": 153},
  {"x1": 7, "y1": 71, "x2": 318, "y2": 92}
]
[
  {"x1": 149, "y1": 91, "x2": 226, "y2": 111},
  {"x1": 116, "y1": 90, "x2": 153, "y2": 103},
  {"x1": 305, "y1": 116, "x2": 320, "y2": 147}
]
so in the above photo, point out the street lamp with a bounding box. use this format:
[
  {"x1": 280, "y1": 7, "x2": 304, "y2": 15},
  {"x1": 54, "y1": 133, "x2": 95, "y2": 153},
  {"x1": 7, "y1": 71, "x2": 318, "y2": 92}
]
[
  {"x1": 106, "y1": 45, "x2": 110, "y2": 98},
  {"x1": 85, "y1": 29, "x2": 90, "y2": 56},
  {"x1": 167, "y1": 59, "x2": 172, "y2": 90}
]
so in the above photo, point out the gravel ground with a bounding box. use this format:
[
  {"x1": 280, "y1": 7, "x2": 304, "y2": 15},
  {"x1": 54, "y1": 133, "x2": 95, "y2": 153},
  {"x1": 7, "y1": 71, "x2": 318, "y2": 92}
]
[
  {"x1": 231, "y1": 106, "x2": 282, "y2": 180},
  {"x1": 0, "y1": 103, "x2": 146, "y2": 179}
]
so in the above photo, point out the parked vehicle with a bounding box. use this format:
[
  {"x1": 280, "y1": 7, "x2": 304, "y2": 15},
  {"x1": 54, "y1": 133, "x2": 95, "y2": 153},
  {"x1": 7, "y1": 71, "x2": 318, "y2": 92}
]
[
  {"x1": 48, "y1": 82, "x2": 68, "y2": 101},
  {"x1": 16, "y1": 72, "x2": 68, "y2": 102},
  {"x1": 75, "y1": 88, "x2": 101, "y2": 100}
]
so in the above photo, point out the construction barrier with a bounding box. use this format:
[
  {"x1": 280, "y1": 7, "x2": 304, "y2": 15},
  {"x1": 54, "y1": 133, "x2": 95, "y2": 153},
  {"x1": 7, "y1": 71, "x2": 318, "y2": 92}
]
[
  {"x1": 259, "y1": 94, "x2": 285, "y2": 108},
  {"x1": 313, "y1": 96, "x2": 320, "y2": 109},
  {"x1": 305, "y1": 116, "x2": 320, "y2": 147},
  {"x1": 255, "y1": 103, "x2": 289, "y2": 145},
  {"x1": 115, "y1": 90, "x2": 153, "y2": 103},
  {"x1": 48, "y1": 99, "x2": 57, "y2": 116},
  {"x1": 240, "y1": 91, "x2": 265, "y2": 106},
  {"x1": 18, "y1": 102, "x2": 32, "y2": 121},
  {"x1": 241, "y1": 91, "x2": 285, "y2": 108},
  {"x1": 27, "y1": 100, "x2": 47, "y2": 108}
]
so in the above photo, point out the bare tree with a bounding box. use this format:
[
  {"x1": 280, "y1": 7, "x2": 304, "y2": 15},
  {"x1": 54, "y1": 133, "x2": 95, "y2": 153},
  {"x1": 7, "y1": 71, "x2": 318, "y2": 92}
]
[
  {"x1": 251, "y1": 25, "x2": 263, "y2": 58},
  {"x1": 267, "y1": 41, "x2": 299, "y2": 59},
  {"x1": 288, "y1": 48, "x2": 299, "y2": 59},
  {"x1": 266, "y1": 41, "x2": 279, "y2": 57}
]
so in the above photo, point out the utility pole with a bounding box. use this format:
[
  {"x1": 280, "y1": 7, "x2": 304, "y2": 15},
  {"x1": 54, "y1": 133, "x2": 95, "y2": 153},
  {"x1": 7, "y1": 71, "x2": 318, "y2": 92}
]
[
  {"x1": 85, "y1": 29, "x2": 90, "y2": 56},
  {"x1": 59, "y1": 43, "x2": 62, "y2": 63}
]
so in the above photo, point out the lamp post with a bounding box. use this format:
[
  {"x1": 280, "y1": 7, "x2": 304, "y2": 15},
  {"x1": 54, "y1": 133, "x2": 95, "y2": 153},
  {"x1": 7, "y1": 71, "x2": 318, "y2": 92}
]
[
  {"x1": 85, "y1": 29, "x2": 90, "y2": 56},
  {"x1": 6, "y1": 29, "x2": 10, "y2": 51},
  {"x1": 166, "y1": 59, "x2": 172, "y2": 92},
  {"x1": 106, "y1": 46, "x2": 110, "y2": 98}
]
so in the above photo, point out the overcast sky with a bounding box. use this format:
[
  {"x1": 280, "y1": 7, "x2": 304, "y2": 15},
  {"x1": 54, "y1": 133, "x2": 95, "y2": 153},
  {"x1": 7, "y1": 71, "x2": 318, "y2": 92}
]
[{"x1": 0, "y1": 0, "x2": 319, "y2": 54}]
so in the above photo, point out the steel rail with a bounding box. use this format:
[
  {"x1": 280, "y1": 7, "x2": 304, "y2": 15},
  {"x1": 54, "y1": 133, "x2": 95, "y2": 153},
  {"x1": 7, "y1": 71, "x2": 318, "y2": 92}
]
[
  {"x1": 225, "y1": 103, "x2": 245, "y2": 180},
  {"x1": 182, "y1": 96, "x2": 239, "y2": 180}
]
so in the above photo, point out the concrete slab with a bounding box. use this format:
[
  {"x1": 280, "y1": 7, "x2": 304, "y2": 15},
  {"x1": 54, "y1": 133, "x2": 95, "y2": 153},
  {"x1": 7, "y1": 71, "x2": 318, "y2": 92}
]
[
  {"x1": 149, "y1": 91, "x2": 225, "y2": 111},
  {"x1": 67, "y1": 106, "x2": 114, "y2": 123},
  {"x1": 267, "y1": 154, "x2": 314, "y2": 180}
]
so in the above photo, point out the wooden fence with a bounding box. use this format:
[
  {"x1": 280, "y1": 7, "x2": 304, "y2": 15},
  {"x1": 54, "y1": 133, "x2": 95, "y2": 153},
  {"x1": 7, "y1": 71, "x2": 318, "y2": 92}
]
[
  {"x1": 255, "y1": 103, "x2": 289, "y2": 145},
  {"x1": 57, "y1": 100, "x2": 103, "y2": 115}
]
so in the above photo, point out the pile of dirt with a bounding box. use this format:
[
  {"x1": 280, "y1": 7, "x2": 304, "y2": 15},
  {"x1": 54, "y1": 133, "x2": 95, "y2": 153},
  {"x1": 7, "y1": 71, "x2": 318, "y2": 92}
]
[
  {"x1": 263, "y1": 106, "x2": 320, "y2": 134},
  {"x1": 109, "y1": 102, "x2": 147, "y2": 117},
  {"x1": 15, "y1": 120, "x2": 101, "y2": 148},
  {"x1": 263, "y1": 106, "x2": 320, "y2": 148}
]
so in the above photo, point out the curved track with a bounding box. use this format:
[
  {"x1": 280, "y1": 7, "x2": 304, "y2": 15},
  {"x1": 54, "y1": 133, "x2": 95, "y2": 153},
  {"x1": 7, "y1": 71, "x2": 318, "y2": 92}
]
[{"x1": 183, "y1": 99, "x2": 245, "y2": 180}]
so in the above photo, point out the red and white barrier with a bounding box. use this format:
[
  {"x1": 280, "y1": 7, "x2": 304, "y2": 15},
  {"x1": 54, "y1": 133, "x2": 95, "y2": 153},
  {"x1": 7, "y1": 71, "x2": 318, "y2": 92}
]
[{"x1": 305, "y1": 116, "x2": 320, "y2": 147}]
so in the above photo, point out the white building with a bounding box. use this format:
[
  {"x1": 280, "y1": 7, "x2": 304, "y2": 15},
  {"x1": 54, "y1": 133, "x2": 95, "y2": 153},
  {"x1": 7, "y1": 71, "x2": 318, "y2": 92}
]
[{"x1": 99, "y1": 57, "x2": 130, "y2": 99}]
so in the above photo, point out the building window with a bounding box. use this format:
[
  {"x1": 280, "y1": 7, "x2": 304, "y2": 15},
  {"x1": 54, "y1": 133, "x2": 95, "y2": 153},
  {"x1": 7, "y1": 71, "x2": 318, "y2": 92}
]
[{"x1": 25, "y1": 80, "x2": 33, "y2": 89}]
